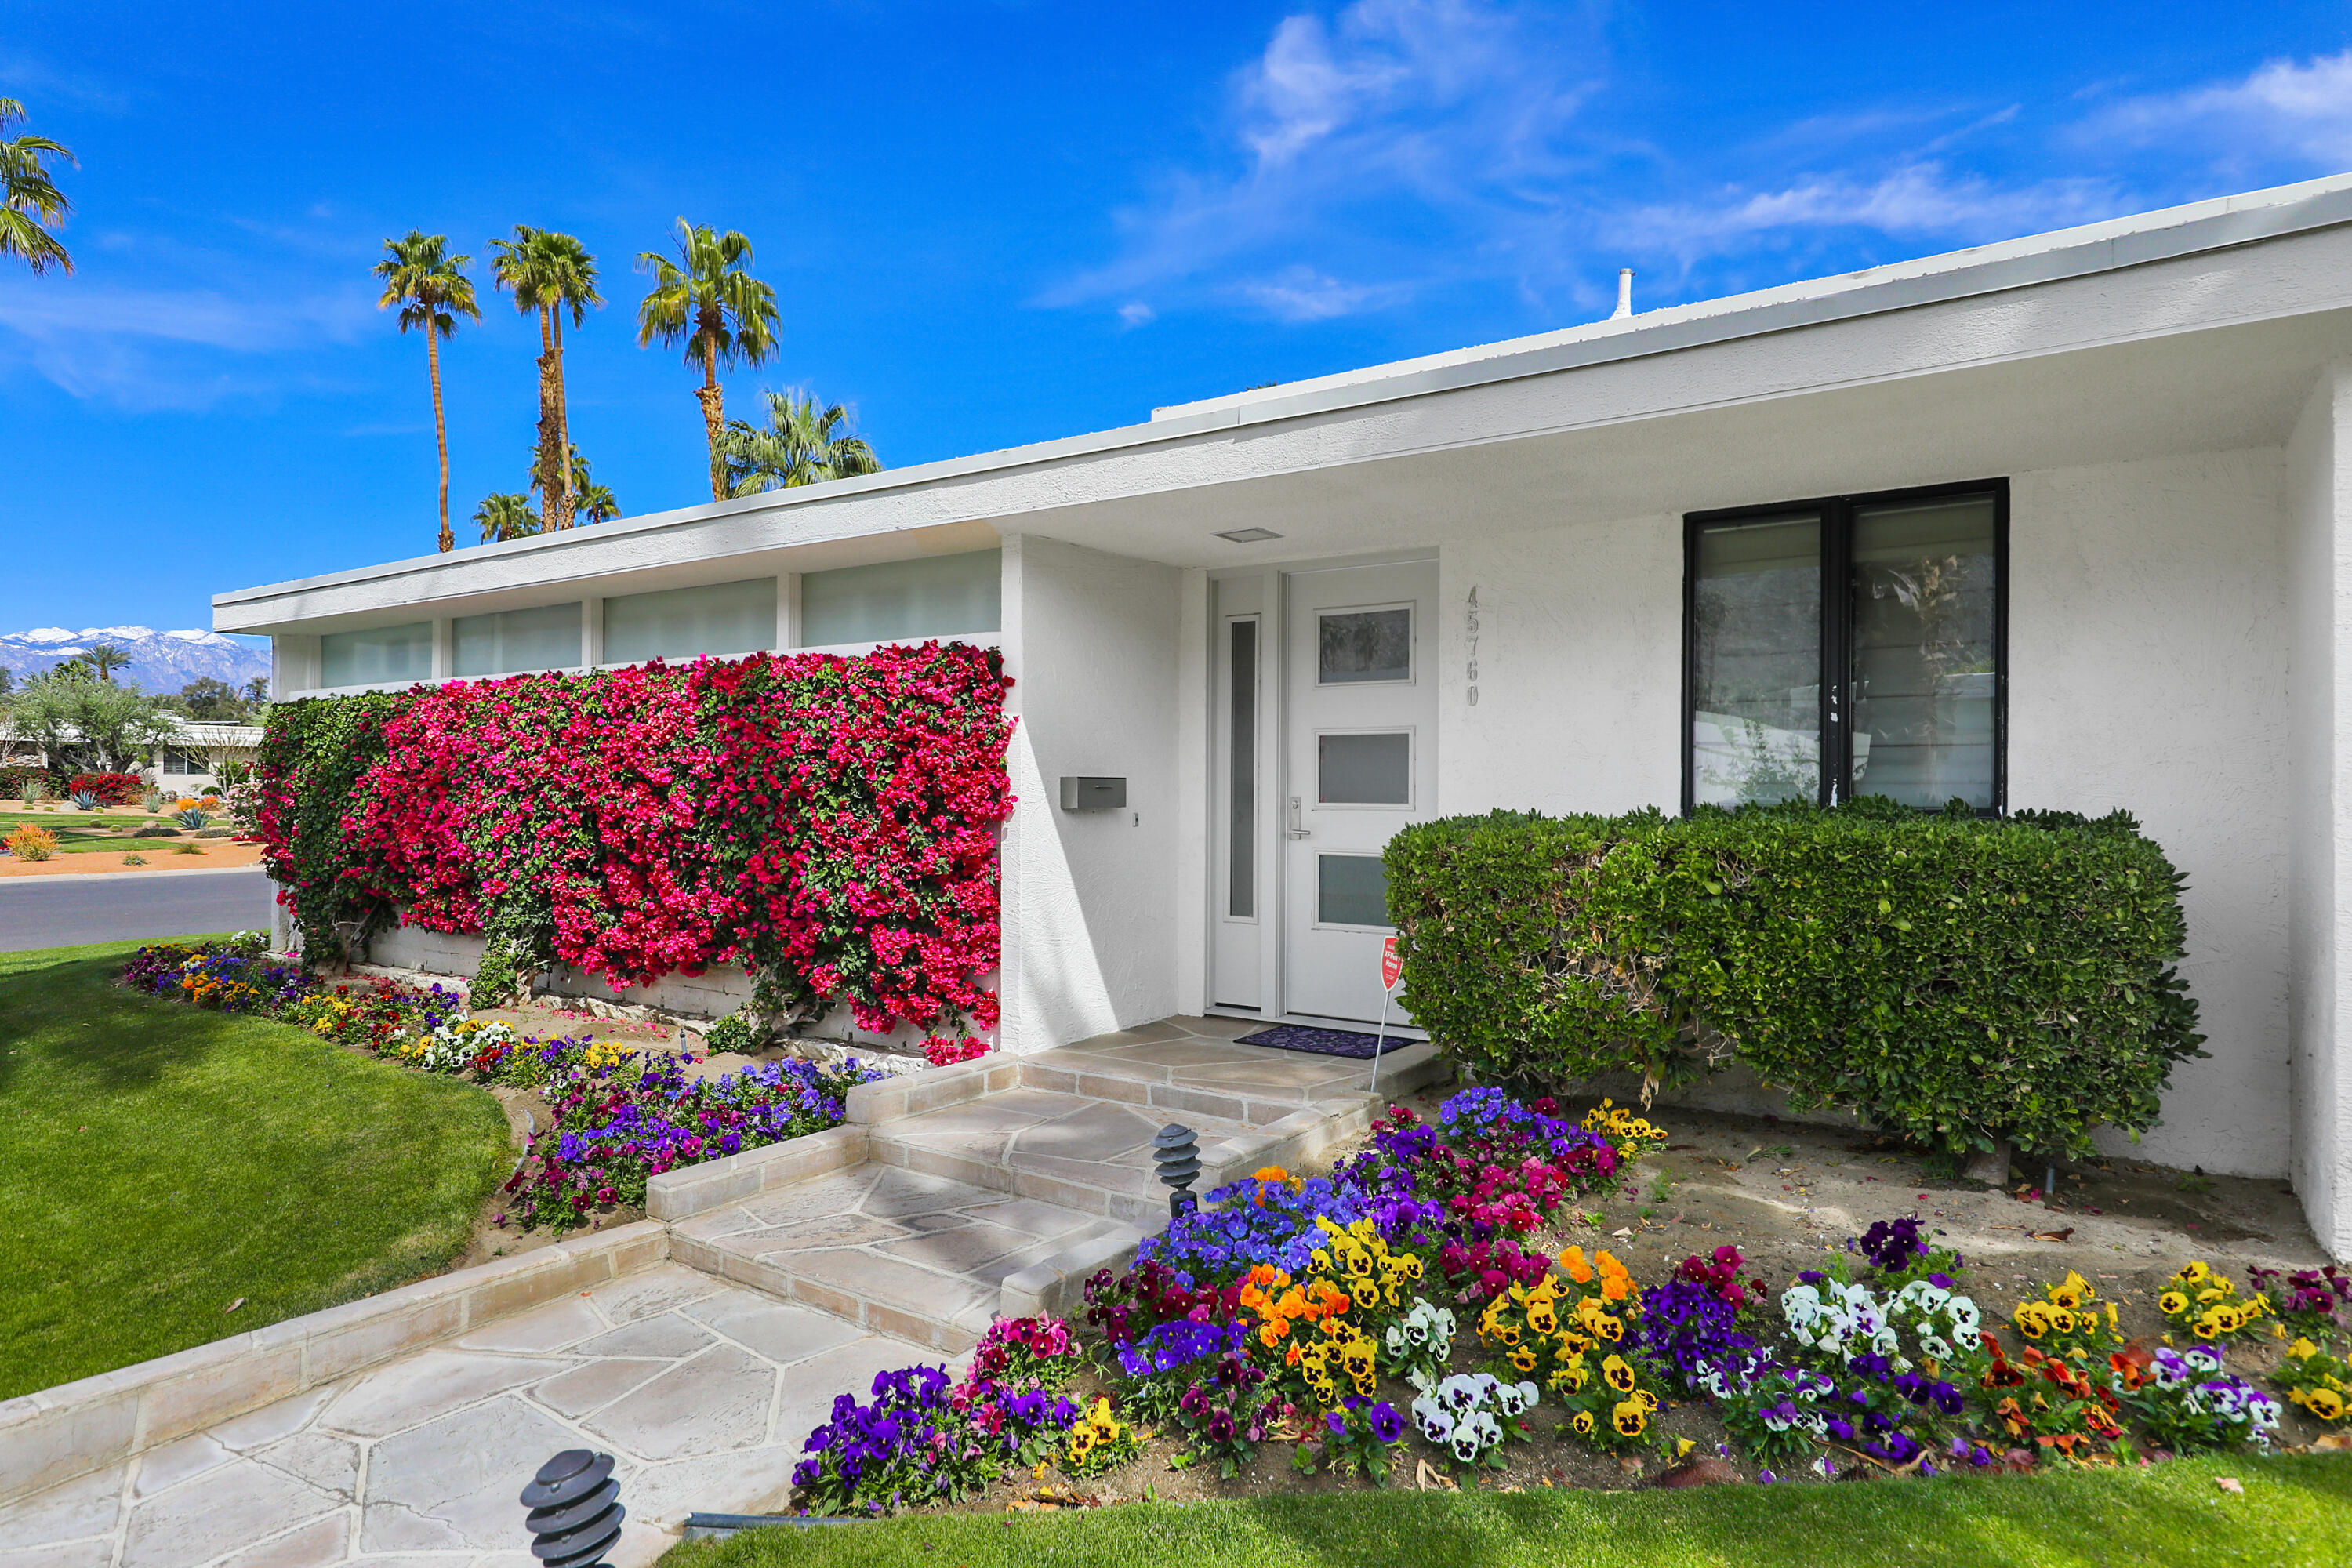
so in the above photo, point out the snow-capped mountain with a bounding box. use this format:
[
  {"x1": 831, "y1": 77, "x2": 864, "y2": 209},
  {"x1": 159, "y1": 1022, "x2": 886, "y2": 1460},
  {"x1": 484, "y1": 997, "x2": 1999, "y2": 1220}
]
[{"x1": 0, "y1": 626, "x2": 270, "y2": 695}]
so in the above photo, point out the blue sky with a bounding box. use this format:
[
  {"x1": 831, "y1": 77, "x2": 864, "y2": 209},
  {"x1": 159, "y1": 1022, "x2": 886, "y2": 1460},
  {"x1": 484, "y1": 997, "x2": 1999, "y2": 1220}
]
[{"x1": 6, "y1": 1, "x2": 2352, "y2": 639}]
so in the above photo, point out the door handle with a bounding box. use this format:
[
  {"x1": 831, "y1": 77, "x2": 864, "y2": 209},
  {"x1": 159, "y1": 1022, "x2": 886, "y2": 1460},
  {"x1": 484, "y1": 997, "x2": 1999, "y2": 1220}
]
[{"x1": 1287, "y1": 795, "x2": 1312, "y2": 840}]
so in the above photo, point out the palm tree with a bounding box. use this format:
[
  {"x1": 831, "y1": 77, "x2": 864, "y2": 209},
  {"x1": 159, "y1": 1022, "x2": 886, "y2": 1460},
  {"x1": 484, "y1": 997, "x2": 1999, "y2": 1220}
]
[
  {"x1": 0, "y1": 97, "x2": 74, "y2": 275},
  {"x1": 489, "y1": 229, "x2": 602, "y2": 530},
  {"x1": 475, "y1": 492, "x2": 543, "y2": 543},
  {"x1": 539, "y1": 231, "x2": 600, "y2": 528},
  {"x1": 373, "y1": 232, "x2": 481, "y2": 553},
  {"x1": 636, "y1": 220, "x2": 779, "y2": 503},
  {"x1": 720, "y1": 389, "x2": 882, "y2": 496},
  {"x1": 241, "y1": 677, "x2": 270, "y2": 706},
  {"x1": 85, "y1": 642, "x2": 132, "y2": 683},
  {"x1": 564, "y1": 445, "x2": 621, "y2": 523},
  {"x1": 489, "y1": 226, "x2": 564, "y2": 527}
]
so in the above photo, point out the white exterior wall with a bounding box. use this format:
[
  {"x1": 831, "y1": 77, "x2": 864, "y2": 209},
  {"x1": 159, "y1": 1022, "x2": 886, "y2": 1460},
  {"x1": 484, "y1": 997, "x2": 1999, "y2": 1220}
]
[
  {"x1": 2010, "y1": 452, "x2": 2290, "y2": 1174},
  {"x1": 1436, "y1": 513, "x2": 1683, "y2": 816},
  {"x1": 998, "y1": 535, "x2": 1183, "y2": 1052},
  {"x1": 2290, "y1": 365, "x2": 2352, "y2": 1257},
  {"x1": 1432, "y1": 447, "x2": 2298, "y2": 1178}
]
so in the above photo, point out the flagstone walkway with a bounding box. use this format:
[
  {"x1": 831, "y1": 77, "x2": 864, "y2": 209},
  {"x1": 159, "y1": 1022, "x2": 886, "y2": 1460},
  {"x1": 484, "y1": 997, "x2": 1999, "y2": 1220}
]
[
  {"x1": 0, "y1": 1264, "x2": 925, "y2": 1568},
  {"x1": 0, "y1": 1018, "x2": 1439, "y2": 1567}
]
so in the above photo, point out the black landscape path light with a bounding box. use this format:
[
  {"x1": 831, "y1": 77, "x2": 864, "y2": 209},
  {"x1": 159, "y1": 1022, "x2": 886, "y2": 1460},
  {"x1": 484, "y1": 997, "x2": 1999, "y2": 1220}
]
[
  {"x1": 1154, "y1": 1123, "x2": 1201, "y2": 1217},
  {"x1": 521, "y1": 1449, "x2": 625, "y2": 1568}
]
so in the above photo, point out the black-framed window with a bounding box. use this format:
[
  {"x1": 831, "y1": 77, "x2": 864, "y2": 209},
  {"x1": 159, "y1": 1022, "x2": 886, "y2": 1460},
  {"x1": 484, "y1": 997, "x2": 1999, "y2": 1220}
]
[{"x1": 1683, "y1": 479, "x2": 2006, "y2": 814}]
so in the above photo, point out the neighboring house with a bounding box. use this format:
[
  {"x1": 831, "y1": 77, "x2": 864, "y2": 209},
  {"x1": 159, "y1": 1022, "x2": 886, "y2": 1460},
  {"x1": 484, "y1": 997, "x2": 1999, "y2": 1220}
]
[
  {"x1": 154, "y1": 723, "x2": 264, "y2": 791},
  {"x1": 216, "y1": 173, "x2": 2352, "y2": 1258},
  {"x1": 0, "y1": 720, "x2": 263, "y2": 791}
]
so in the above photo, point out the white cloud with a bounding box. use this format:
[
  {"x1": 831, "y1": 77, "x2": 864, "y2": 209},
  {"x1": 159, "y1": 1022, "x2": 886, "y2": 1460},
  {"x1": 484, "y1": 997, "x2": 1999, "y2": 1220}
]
[
  {"x1": 2090, "y1": 51, "x2": 2352, "y2": 169},
  {"x1": 1616, "y1": 164, "x2": 2122, "y2": 263},
  {"x1": 1045, "y1": 0, "x2": 1606, "y2": 321},
  {"x1": 1237, "y1": 265, "x2": 1410, "y2": 321},
  {"x1": 1117, "y1": 300, "x2": 1156, "y2": 327},
  {"x1": 0, "y1": 276, "x2": 373, "y2": 408},
  {"x1": 1065, "y1": 32, "x2": 2350, "y2": 332}
]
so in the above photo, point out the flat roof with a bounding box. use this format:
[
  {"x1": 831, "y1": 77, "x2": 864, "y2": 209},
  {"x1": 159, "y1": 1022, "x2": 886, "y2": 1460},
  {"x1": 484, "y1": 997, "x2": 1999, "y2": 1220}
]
[{"x1": 218, "y1": 170, "x2": 2352, "y2": 617}]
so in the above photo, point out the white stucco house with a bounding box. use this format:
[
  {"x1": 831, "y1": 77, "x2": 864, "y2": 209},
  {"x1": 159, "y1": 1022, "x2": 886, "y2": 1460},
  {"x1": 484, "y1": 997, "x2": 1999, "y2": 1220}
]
[{"x1": 217, "y1": 172, "x2": 2352, "y2": 1257}]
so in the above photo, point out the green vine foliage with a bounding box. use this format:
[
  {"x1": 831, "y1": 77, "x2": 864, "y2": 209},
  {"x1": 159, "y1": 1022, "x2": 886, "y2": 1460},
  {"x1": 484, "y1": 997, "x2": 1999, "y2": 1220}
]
[
  {"x1": 252, "y1": 693, "x2": 404, "y2": 964},
  {"x1": 1385, "y1": 800, "x2": 2205, "y2": 1160}
]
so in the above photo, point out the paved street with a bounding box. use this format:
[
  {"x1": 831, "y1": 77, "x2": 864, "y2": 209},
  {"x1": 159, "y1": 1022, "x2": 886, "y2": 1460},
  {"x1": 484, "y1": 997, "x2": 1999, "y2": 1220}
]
[{"x1": 0, "y1": 869, "x2": 274, "y2": 953}]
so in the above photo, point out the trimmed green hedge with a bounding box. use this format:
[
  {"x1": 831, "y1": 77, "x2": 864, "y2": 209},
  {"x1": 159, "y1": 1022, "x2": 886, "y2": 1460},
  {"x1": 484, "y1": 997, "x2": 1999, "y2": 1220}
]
[{"x1": 1384, "y1": 800, "x2": 2204, "y2": 1159}]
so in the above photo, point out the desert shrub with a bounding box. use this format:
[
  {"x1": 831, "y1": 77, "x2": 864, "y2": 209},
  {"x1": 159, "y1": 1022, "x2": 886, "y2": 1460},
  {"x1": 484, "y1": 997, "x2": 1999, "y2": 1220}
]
[
  {"x1": 1385, "y1": 801, "x2": 2203, "y2": 1160},
  {"x1": 0, "y1": 764, "x2": 47, "y2": 799},
  {"x1": 704, "y1": 1011, "x2": 764, "y2": 1055},
  {"x1": 5, "y1": 823, "x2": 57, "y2": 862},
  {"x1": 69, "y1": 771, "x2": 143, "y2": 805},
  {"x1": 133, "y1": 825, "x2": 179, "y2": 839}
]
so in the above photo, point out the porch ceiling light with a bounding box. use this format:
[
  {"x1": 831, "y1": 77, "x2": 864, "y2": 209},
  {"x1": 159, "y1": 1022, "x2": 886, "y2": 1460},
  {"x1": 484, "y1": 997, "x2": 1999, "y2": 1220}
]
[
  {"x1": 1154, "y1": 1123, "x2": 1203, "y2": 1217},
  {"x1": 1214, "y1": 527, "x2": 1283, "y2": 543}
]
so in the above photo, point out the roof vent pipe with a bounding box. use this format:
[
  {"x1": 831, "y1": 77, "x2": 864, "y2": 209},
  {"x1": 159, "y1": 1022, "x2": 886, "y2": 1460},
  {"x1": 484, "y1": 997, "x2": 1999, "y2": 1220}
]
[{"x1": 1612, "y1": 268, "x2": 1634, "y2": 320}]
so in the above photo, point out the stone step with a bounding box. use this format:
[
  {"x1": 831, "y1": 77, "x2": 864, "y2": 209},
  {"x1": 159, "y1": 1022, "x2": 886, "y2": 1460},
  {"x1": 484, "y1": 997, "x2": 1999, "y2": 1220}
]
[
  {"x1": 1018, "y1": 1021, "x2": 1443, "y2": 1127},
  {"x1": 869, "y1": 1083, "x2": 1380, "y2": 1226},
  {"x1": 668, "y1": 1164, "x2": 1140, "y2": 1356}
]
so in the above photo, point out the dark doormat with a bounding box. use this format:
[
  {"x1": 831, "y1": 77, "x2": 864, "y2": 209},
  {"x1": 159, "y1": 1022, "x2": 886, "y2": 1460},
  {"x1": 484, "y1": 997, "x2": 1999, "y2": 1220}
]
[{"x1": 1234, "y1": 1024, "x2": 1396, "y2": 1060}]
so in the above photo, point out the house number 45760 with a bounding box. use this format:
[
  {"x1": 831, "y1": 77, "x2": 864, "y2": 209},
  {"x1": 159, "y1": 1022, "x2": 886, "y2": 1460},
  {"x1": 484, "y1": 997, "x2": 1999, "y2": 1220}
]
[{"x1": 1465, "y1": 586, "x2": 1479, "y2": 707}]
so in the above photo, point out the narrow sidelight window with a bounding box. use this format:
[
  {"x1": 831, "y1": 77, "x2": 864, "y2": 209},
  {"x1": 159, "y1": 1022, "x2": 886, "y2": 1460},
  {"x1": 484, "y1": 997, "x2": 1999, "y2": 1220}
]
[
  {"x1": 1227, "y1": 619, "x2": 1258, "y2": 918},
  {"x1": 1685, "y1": 481, "x2": 2004, "y2": 813}
]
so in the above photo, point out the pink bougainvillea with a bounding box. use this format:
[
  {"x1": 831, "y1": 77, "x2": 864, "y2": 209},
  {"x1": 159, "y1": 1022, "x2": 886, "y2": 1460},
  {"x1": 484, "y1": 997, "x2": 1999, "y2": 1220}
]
[{"x1": 256, "y1": 643, "x2": 1014, "y2": 1036}]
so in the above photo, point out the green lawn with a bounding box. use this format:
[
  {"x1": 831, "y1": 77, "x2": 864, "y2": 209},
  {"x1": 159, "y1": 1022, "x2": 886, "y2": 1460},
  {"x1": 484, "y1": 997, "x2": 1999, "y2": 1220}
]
[
  {"x1": 0, "y1": 938, "x2": 513, "y2": 1398},
  {"x1": 660, "y1": 1455, "x2": 2349, "y2": 1568},
  {"x1": 0, "y1": 811, "x2": 195, "y2": 855}
]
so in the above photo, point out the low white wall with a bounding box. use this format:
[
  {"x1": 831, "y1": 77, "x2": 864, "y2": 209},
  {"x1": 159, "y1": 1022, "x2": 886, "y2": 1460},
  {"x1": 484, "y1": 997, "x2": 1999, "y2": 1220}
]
[
  {"x1": 1432, "y1": 445, "x2": 2298, "y2": 1181},
  {"x1": 360, "y1": 921, "x2": 992, "y2": 1054},
  {"x1": 999, "y1": 534, "x2": 1183, "y2": 1052}
]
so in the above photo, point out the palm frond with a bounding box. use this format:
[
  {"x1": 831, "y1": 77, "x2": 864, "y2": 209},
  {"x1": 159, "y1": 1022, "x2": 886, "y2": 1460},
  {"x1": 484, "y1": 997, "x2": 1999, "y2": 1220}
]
[
  {"x1": 474, "y1": 492, "x2": 544, "y2": 543},
  {"x1": 717, "y1": 387, "x2": 884, "y2": 494}
]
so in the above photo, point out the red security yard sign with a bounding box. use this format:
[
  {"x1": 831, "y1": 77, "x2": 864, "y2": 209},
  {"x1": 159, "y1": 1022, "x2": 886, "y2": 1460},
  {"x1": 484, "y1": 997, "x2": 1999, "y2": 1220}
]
[{"x1": 1370, "y1": 938, "x2": 1403, "y2": 1091}]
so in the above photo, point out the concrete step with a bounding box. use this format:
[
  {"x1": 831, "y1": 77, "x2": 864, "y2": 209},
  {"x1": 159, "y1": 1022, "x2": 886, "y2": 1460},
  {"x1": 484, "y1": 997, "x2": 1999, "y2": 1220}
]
[
  {"x1": 668, "y1": 1164, "x2": 1139, "y2": 1356},
  {"x1": 869, "y1": 1083, "x2": 1381, "y2": 1226},
  {"x1": 1018, "y1": 1022, "x2": 1444, "y2": 1127},
  {"x1": 662, "y1": 1023, "x2": 1454, "y2": 1354}
]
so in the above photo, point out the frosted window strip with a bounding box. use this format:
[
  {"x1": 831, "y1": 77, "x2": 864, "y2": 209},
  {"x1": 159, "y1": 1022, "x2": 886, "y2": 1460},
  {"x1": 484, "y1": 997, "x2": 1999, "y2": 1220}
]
[
  {"x1": 797, "y1": 550, "x2": 1001, "y2": 648},
  {"x1": 601, "y1": 578, "x2": 778, "y2": 665},
  {"x1": 453, "y1": 602, "x2": 583, "y2": 677},
  {"x1": 320, "y1": 622, "x2": 433, "y2": 688}
]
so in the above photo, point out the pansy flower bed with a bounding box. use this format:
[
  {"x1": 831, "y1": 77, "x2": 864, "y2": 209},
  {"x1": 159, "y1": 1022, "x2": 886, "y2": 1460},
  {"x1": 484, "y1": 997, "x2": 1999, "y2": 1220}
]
[
  {"x1": 121, "y1": 934, "x2": 877, "y2": 1235},
  {"x1": 775, "y1": 1083, "x2": 2342, "y2": 1519}
]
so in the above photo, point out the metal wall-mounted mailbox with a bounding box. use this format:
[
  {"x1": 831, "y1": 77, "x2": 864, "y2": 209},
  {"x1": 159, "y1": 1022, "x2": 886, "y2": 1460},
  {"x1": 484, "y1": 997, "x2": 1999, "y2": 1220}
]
[{"x1": 1059, "y1": 775, "x2": 1127, "y2": 811}]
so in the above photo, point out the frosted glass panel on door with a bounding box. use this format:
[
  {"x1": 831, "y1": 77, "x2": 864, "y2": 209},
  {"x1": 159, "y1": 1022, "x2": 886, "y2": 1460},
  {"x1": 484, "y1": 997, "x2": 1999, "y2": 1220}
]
[
  {"x1": 602, "y1": 578, "x2": 777, "y2": 665},
  {"x1": 799, "y1": 550, "x2": 1001, "y2": 647},
  {"x1": 1849, "y1": 495, "x2": 1998, "y2": 810},
  {"x1": 1318, "y1": 731, "x2": 1410, "y2": 804},
  {"x1": 321, "y1": 622, "x2": 432, "y2": 687},
  {"x1": 1316, "y1": 854, "x2": 1392, "y2": 928},
  {"x1": 1318, "y1": 608, "x2": 1411, "y2": 684},
  {"x1": 453, "y1": 602, "x2": 581, "y2": 677},
  {"x1": 1690, "y1": 515, "x2": 1822, "y2": 807},
  {"x1": 1228, "y1": 619, "x2": 1258, "y2": 918}
]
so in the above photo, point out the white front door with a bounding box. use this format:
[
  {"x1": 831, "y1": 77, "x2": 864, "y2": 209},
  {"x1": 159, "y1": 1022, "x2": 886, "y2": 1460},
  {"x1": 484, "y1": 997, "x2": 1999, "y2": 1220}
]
[{"x1": 1281, "y1": 559, "x2": 1437, "y2": 1023}]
